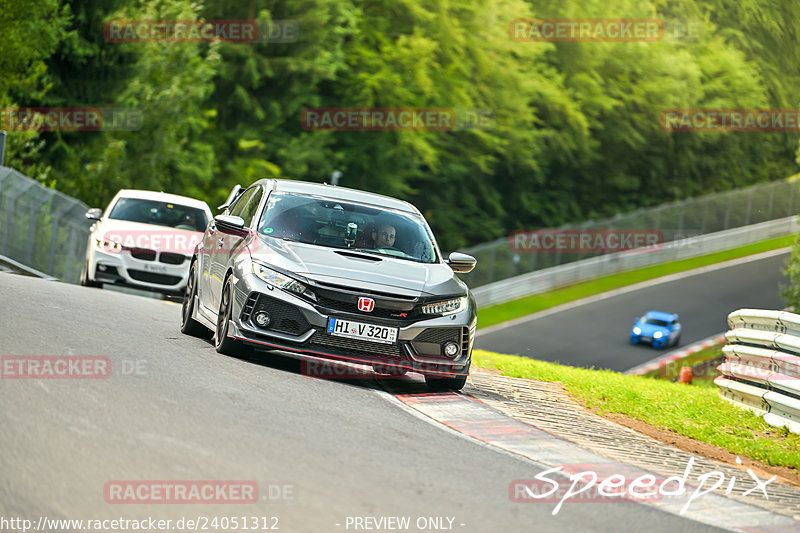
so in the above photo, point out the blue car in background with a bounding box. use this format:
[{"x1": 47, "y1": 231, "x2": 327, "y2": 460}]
[{"x1": 630, "y1": 311, "x2": 681, "y2": 349}]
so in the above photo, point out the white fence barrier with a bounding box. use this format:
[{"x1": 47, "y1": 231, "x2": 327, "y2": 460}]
[
  {"x1": 472, "y1": 217, "x2": 799, "y2": 308},
  {"x1": 716, "y1": 309, "x2": 800, "y2": 434}
]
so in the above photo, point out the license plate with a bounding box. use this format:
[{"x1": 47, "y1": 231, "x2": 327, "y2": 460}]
[
  {"x1": 327, "y1": 318, "x2": 398, "y2": 344},
  {"x1": 143, "y1": 263, "x2": 168, "y2": 273}
]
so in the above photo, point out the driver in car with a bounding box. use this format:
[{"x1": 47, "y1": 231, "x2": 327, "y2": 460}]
[{"x1": 372, "y1": 224, "x2": 396, "y2": 248}]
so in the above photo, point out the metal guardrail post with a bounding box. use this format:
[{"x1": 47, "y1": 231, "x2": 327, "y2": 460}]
[{"x1": 0, "y1": 131, "x2": 6, "y2": 167}]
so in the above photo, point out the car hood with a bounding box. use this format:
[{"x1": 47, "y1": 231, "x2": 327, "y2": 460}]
[
  {"x1": 636, "y1": 323, "x2": 670, "y2": 336},
  {"x1": 94, "y1": 219, "x2": 203, "y2": 255},
  {"x1": 249, "y1": 236, "x2": 465, "y2": 297}
]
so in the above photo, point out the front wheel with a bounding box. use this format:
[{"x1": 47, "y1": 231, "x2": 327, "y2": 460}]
[
  {"x1": 180, "y1": 262, "x2": 212, "y2": 338},
  {"x1": 215, "y1": 275, "x2": 252, "y2": 357},
  {"x1": 424, "y1": 374, "x2": 467, "y2": 391},
  {"x1": 80, "y1": 260, "x2": 102, "y2": 288}
]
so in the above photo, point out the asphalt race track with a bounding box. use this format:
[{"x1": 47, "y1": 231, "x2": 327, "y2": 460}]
[
  {"x1": 0, "y1": 273, "x2": 727, "y2": 533},
  {"x1": 475, "y1": 251, "x2": 789, "y2": 372}
]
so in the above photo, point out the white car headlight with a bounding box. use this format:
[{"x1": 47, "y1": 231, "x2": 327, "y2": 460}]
[
  {"x1": 632, "y1": 327, "x2": 641, "y2": 335},
  {"x1": 252, "y1": 262, "x2": 315, "y2": 300},
  {"x1": 96, "y1": 238, "x2": 122, "y2": 253},
  {"x1": 421, "y1": 296, "x2": 468, "y2": 316},
  {"x1": 653, "y1": 331, "x2": 663, "y2": 339}
]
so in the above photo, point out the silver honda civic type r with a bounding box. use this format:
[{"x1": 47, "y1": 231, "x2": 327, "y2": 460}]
[{"x1": 181, "y1": 179, "x2": 478, "y2": 390}]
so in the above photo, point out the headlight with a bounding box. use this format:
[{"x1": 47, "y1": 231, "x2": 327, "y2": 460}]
[
  {"x1": 653, "y1": 331, "x2": 663, "y2": 339},
  {"x1": 421, "y1": 296, "x2": 467, "y2": 316},
  {"x1": 252, "y1": 262, "x2": 315, "y2": 300},
  {"x1": 632, "y1": 327, "x2": 641, "y2": 335},
  {"x1": 96, "y1": 238, "x2": 122, "y2": 253}
]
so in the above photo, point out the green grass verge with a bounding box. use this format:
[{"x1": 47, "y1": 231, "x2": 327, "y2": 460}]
[
  {"x1": 642, "y1": 342, "x2": 725, "y2": 388},
  {"x1": 472, "y1": 349, "x2": 800, "y2": 469},
  {"x1": 477, "y1": 234, "x2": 794, "y2": 329}
]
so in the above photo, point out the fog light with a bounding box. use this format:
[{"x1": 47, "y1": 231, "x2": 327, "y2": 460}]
[
  {"x1": 254, "y1": 311, "x2": 271, "y2": 327},
  {"x1": 98, "y1": 264, "x2": 107, "y2": 271},
  {"x1": 444, "y1": 342, "x2": 459, "y2": 357}
]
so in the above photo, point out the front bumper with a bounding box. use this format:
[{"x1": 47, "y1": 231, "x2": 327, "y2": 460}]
[
  {"x1": 226, "y1": 272, "x2": 476, "y2": 378},
  {"x1": 87, "y1": 242, "x2": 191, "y2": 293},
  {"x1": 630, "y1": 333, "x2": 668, "y2": 348}
]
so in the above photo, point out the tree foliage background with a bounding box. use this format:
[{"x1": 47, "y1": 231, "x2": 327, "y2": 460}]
[{"x1": 2, "y1": 0, "x2": 800, "y2": 250}]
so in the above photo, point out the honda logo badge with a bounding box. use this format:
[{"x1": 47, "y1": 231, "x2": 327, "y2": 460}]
[{"x1": 357, "y1": 297, "x2": 375, "y2": 312}]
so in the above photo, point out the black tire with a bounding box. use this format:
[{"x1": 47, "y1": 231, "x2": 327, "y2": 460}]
[
  {"x1": 672, "y1": 333, "x2": 681, "y2": 348},
  {"x1": 180, "y1": 262, "x2": 212, "y2": 339},
  {"x1": 424, "y1": 374, "x2": 468, "y2": 391},
  {"x1": 214, "y1": 275, "x2": 253, "y2": 357},
  {"x1": 80, "y1": 260, "x2": 102, "y2": 288}
]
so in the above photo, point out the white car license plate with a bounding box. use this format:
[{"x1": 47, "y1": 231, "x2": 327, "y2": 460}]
[
  {"x1": 327, "y1": 318, "x2": 398, "y2": 344},
  {"x1": 143, "y1": 263, "x2": 168, "y2": 273}
]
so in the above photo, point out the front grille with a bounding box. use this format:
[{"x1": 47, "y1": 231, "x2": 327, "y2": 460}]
[
  {"x1": 316, "y1": 290, "x2": 424, "y2": 321},
  {"x1": 242, "y1": 293, "x2": 310, "y2": 335},
  {"x1": 309, "y1": 328, "x2": 405, "y2": 360},
  {"x1": 313, "y1": 280, "x2": 417, "y2": 300},
  {"x1": 128, "y1": 270, "x2": 182, "y2": 285},
  {"x1": 128, "y1": 248, "x2": 156, "y2": 261},
  {"x1": 159, "y1": 252, "x2": 186, "y2": 265}
]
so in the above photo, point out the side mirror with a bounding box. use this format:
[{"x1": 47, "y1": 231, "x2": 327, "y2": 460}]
[
  {"x1": 218, "y1": 184, "x2": 243, "y2": 211},
  {"x1": 214, "y1": 215, "x2": 248, "y2": 236},
  {"x1": 445, "y1": 252, "x2": 477, "y2": 274},
  {"x1": 85, "y1": 208, "x2": 103, "y2": 220}
]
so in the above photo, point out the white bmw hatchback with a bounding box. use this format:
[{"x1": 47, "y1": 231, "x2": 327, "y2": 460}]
[{"x1": 81, "y1": 189, "x2": 213, "y2": 296}]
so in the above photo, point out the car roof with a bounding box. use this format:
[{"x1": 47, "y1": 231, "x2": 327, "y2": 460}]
[
  {"x1": 252, "y1": 179, "x2": 420, "y2": 214},
  {"x1": 114, "y1": 189, "x2": 212, "y2": 213},
  {"x1": 644, "y1": 310, "x2": 678, "y2": 321}
]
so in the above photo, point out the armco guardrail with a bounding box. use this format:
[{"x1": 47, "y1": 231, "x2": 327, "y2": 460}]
[
  {"x1": 0, "y1": 166, "x2": 91, "y2": 283},
  {"x1": 716, "y1": 308, "x2": 800, "y2": 435},
  {"x1": 472, "y1": 216, "x2": 798, "y2": 308},
  {"x1": 460, "y1": 178, "x2": 800, "y2": 288}
]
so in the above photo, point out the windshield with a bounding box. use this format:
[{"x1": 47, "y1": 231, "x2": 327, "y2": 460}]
[
  {"x1": 108, "y1": 197, "x2": 208, "y2": 232},
  {"x1": 256, "y1": 192, "x2": 439, "y2": 263},
  {"x1": 643, "y1": 317, "x2": 669, "y2": 327}
]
